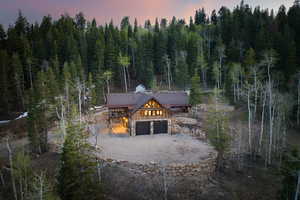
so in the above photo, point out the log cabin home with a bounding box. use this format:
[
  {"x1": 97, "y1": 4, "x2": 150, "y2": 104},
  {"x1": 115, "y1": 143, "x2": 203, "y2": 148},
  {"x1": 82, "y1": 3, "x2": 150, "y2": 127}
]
[{"x1": 106, "y1": 91, "x2": 190, "y2": 136}]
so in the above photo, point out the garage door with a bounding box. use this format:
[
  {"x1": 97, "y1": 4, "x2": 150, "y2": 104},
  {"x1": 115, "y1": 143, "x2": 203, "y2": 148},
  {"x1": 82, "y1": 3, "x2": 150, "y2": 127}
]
[
  {"x1": 136, "y1": 121, "x2": 151, "y2": 135},
  {"x1": 153, "y1": 120, "x2": 168, "y2": 134}
]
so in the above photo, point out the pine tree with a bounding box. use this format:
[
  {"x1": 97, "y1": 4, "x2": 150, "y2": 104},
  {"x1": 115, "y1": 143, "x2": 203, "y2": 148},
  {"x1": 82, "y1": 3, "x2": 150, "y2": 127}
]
[
  {"x1": 58, "y1": 121, "x2": 103, "y2": 200},
  {"x1": 175, "y1": 52, "x2": 189, "y2": 89},
  {"x1": 27, "y1": 71, "x2": 50, "y2": 154},
  {"x1": 11, "y1": 53, "x2": 25, "y2": 110},
  {"x1": 0, "y1": 50, "x2": 10, "y2": 114},
  {"x1": 189, "y1": 71, "x2": 202, "y2": 105},
  {"x1": 206, "y1": 107, "x2": 231, "y2": 171}
]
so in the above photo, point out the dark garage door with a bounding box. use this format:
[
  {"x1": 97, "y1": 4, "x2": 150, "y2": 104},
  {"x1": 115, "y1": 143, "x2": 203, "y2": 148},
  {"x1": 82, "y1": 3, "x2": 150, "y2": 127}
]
[
  {"x1": 136, "y1": 121, "x2": 151, "y2": 135},
  {"x1": 153, "y1": 120, "x2": 168, "y2": 134}
]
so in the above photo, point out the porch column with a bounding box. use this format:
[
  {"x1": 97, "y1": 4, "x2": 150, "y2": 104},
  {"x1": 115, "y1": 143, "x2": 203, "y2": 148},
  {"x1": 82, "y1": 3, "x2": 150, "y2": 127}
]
[
  {"x1": 150, "y1": 121, "x2": 154, "y2": 135},
  {"x1": 168, "y1": 119, "x2": 171, "y2": 135}
]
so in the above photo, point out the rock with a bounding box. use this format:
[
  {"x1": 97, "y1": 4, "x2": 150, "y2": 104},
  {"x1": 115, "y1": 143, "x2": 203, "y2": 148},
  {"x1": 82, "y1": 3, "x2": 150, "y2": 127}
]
[{"x1": 175, "y1": 117, "x2": 198, "y2": 125}]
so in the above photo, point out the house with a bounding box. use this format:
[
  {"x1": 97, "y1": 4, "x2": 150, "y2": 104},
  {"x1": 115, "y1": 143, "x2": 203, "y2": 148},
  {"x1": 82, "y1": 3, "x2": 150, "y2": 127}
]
[{"x1": 106, "y1": 91, "x2": 190, "y2": 136}]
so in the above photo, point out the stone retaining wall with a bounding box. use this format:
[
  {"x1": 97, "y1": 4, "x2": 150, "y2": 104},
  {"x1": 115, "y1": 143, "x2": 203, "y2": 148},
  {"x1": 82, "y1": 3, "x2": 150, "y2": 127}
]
[{"x1": 100, "y1": 151, "x2": 217, "y2": 180}]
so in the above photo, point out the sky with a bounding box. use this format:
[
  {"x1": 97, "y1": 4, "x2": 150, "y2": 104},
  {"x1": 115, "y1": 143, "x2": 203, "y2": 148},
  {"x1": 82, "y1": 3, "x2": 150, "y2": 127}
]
[{"x1": 0, "y1": 0, "x2": 295, "y2": 28}]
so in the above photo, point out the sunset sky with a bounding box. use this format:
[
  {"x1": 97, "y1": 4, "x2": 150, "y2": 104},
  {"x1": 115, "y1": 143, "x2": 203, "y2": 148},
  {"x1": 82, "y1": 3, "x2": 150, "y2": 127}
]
[{"x1": 0, "y1": 0, "x2": 294, "y2": 27}]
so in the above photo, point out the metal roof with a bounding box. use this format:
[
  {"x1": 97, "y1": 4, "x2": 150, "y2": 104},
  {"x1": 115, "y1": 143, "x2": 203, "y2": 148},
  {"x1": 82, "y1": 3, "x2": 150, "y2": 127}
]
[{"x1": 106, "y1": 91, "x2": 189, "y2": 112}]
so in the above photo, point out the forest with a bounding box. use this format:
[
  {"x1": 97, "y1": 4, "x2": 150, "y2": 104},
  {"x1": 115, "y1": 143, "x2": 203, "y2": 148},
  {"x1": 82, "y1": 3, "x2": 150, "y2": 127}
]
[{"x1": 1, "y1": 0, "x2": 300, "y2": 199}]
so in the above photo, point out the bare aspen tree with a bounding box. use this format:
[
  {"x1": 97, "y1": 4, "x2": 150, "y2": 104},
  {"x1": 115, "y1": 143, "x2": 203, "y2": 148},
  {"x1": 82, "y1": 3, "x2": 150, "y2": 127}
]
[
  {"x1": 6, "y1": 138, "x2": 18, "y2": 200},
  {"x1": 228, "y1": 63, "x2": 241, "y2": 103},
  {"x1": 250, "y1": 65, "x2": 261, "y2": 121},
  {"x1": 56, "y1": 96, "x2": 66, "y2": 140},
  {"x1": 216, "y1": 39, "x2": 226, "y2": 89},
  {"x1": 31, "y1": 171, "x2": 56, "y2": 200},
  {"x1": 162, "y1": 54, "x2": 172, "y2": 90},
  {"x1": 243, "y1": 83, "x2": 254, "y2": 153},
  {"x1": 260, "y1": 49, "x2": 278, "y2": 165},
  {"x1": 118, "y1": 53, "x2": 130, "y2": 93},
  {"x1": 259, "y1": 87, "x2": 267, "y2": 154},
  {"x1": 103, "y1": 70, "x2": 112, "y2": 94},
  {"x1": 76, "y1": 79, "x2": 84, "y2": 124},
  {"x1": 267, "y1": 82, "x2": 275, "y2": 165}
]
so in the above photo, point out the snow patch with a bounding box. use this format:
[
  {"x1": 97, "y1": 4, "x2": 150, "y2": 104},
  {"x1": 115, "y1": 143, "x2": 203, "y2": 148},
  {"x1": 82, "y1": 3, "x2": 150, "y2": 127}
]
[
  {"x1": 0, "y1": 120, "x2": 10, "y2": 124},
  {"x1": 15, "y1": 112, "x2": 28, "y2": 120}
]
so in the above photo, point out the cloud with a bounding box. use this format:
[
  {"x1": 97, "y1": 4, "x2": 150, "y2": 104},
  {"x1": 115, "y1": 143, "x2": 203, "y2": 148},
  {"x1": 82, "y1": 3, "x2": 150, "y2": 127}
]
[{"x1": 0, "y1": 0, "x2": 295, "y2": 28}]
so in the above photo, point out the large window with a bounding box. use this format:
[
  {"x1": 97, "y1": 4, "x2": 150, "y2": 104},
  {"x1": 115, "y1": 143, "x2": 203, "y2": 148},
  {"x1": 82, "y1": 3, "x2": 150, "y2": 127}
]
[
  {"x1": 143, "y1": 100, "x2": 161, "y2": 108},
  {"x1": 143, "y1": 110, "x2": 163, "y2": 117},
  {"x1": 141, "y1": 100, "x2": 165, "y2": 117}
]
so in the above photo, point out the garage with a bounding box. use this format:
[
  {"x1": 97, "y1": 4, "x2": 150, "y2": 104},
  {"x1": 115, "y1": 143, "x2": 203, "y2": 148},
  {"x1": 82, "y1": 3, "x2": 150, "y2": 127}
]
[
  {"x1": 153, "y1": 120, "x2": 168, "y2": 134},
  {"x1": 135, "y1": 121, "x2": 151, "y2": 135}
]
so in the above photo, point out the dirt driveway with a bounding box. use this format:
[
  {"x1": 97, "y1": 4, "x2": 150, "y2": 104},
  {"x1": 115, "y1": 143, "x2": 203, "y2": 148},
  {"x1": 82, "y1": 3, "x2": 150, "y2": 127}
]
[{"x1": 89, "y1": 133, "x2": 215, "y2": 165}]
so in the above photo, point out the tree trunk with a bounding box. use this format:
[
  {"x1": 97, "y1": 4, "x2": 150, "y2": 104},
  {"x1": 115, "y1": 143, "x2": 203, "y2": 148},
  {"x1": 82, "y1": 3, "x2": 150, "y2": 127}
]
[
  {"x1": 267, "y1": 65, "x2": 273, "y2": 165},
  {"x1": 253, "y1": 69, "x2": 258, "y2": 122},
  {"x1": 77, "y1": 82, "x2": 82, "y2": 124},
  {"x1": 123, "y1": 67, "x2": 128, "y2": 93},
  {"x1": 247, "y1": 88, "x2": 252, "y2": 153},
  {"x1": 126, "y1": 66, "x2": 131, "y2": 89},
  {"x1": 259, "y1": 90, "x2": 266, "y2": 154},
  {"x1": 106, "y1": 79, "x2": 110, "y2": 94},
  {"x1": 6, "y1": 138, "x2": 18, "y2": 200}
]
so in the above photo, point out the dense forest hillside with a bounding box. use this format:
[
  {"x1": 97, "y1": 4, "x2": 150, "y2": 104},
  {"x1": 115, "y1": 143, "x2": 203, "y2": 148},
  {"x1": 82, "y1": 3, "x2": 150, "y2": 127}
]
[{"x1": 0, "y1": 1, "x2": 300, "y2": 116}]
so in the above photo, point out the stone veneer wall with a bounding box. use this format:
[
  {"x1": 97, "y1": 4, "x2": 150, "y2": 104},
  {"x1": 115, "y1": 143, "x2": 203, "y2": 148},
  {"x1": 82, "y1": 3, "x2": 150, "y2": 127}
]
[{"x1": 171, "y1": 117, "x2": 207, "y2": 140}]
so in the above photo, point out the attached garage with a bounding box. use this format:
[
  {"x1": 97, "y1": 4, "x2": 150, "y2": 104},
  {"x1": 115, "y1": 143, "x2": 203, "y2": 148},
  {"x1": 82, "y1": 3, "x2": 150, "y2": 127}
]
[
  {"x1": 135, "y1": 121, "x2": 151, "y2": 135},
  {"x1": 153, "y1": 120, "x2": 168, "y2": 134}
]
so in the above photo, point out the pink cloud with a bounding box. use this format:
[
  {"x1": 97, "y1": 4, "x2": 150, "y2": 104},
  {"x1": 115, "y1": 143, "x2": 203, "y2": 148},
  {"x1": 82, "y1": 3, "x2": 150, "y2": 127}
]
[{"x1": 0, "y1": 0, "x2": 295, "y2": 27}]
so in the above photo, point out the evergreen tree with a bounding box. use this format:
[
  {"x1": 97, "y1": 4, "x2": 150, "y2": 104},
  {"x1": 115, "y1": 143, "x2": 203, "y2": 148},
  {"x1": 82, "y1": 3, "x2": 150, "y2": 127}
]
[
  {"x1": 11, "y1": 53, "x2": 25, "y2": 110},
  {"x1": 27, "y1": 71, "x2": 51, "y2": 154},
  {"x1": 206, "y1": 106, "x2": 231, "y2": 171},
  {"x1": 175, "y1": 52, "x2": 189, "y2": 89},
  {"x1": 0, "y1": 50, "x2": 10, "y2": 114},
  {"x1": 58, "y1": 121, "x2": 103, "y2": 200},
  {"x1": 189, "y1": 71, "x2": 202, "y2": 105}
]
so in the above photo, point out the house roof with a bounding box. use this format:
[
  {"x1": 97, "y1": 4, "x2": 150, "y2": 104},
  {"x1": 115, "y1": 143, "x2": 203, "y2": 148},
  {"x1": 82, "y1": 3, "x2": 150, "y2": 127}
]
[{"x1": 106, "y1": 91, "x2": 190, "y2": 112}]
